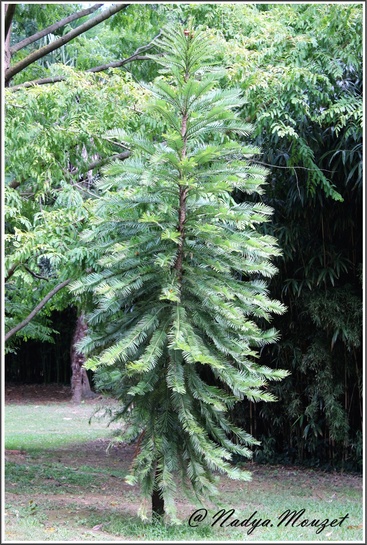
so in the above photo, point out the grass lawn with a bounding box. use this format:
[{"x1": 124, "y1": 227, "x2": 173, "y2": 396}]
[{"x1": 4, "y1": 396, "x2": 364, "y2": 542}]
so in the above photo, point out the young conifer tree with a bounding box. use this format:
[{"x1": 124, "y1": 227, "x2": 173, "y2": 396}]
[{"x1": 71, "y1": 25, "x2": 288, "y2": 521}]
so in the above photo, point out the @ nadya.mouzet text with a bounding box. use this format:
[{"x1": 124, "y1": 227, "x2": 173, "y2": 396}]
[{"x1": 188, "y1": 508, "x2": 349, "y2": 535}]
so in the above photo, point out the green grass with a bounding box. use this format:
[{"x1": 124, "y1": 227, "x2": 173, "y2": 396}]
[
  {"x1": 4, "y1": 402, "x2": 115, "y2": 452},
  {"x1": 5, "y1": 461, "x2": 124, "y2": 494},
  {"x1": 4, "y1": 400, "x2": 364, "y2": 542}
]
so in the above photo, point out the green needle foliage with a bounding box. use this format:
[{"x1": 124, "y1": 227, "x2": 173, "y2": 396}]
[{"x1": 71, "y1": 25, "x2": 288, "y2": 521}]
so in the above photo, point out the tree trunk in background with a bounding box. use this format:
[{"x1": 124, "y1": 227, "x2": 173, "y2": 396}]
[
  {"x1": 70, "y1": 314, "x2": 94, "y2": 403},
  {"x1": 4, "y1": 4, "x2": 13, "y2": 78}
]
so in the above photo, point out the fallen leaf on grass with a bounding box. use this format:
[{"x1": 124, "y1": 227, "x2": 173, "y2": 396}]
[
  {"x1": 92, "y1": 524, "x2": 103, "y2": 531},
  {"x1": 347, "y1": 524, "x2": 363, "y2": 530}
]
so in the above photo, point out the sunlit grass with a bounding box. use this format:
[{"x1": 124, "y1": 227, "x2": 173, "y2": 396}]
[{"x1": 5, "y1": 402, "x2": 115, "y2": 451}]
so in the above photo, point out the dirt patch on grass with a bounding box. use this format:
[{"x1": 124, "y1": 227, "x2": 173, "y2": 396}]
[
  {"x1": 6, "y1": 436, "x2": 362, "y2": 504},
  {"x1": 248, "y1": 463, "x2": 362, "y2": 491},
  {"x1": 5, "y1": 382, "x2": 88, "y2": 404}
]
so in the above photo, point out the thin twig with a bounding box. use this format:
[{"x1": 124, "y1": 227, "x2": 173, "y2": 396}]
[
  {"x1": 248, "y1": 159, "x2": 335, "y2": 174},
  {"x1": 23, "y1": 265, "x2": 49, "y2": 281}
]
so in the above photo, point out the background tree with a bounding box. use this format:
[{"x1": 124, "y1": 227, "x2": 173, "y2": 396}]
[
  {"x1": 4, "y1": 3, "x2": 156, "y2": 399},
  {"x1": 4, "y1": 68, "x2": 149, "y2": 397},
  {"x1": 239, "y1": 3, "x2": 362, "y2": 470},
  {"x1": 70, "y1": 25, "x2": 288, "y2": 520}
]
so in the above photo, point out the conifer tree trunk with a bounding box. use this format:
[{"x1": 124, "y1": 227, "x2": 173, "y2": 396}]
[
  {"x1": 174, "y1": 84, "x2": 189, "y2": 282},
  {"x1": 151, "y1": 489, "x2": 165, "y2": 519},
  {"x1": 152, "y1": 465, "x2": 165, "y2": 520},
  {"x1": 150, "y1": 60, "x2": 190, "y2": 519}
]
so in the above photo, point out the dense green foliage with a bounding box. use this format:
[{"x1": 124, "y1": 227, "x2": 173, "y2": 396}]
[
  {"x1": 4, "y1": 3, "x2": 363, "y2": 473},
  {"x1": 223, "y1": 3, "x2": 363, "y2": 471},
  {"x1": 5, "y1": 69, "x2": 146, "y2": 349}
]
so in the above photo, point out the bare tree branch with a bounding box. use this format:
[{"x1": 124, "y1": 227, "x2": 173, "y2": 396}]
[
  {"x1": 10, "y1": 4, "x2": 103, "y2": 54},
  {"x1": 86, "y1": 54, "x2": 151, "y2": 73},
  {"x1": 7, "y1": 31, "x2": 162, "y2": 92},
  {"x1": 5, "y1": 4, "x2": 130, "y2": 85},
  {"x1": 5, "y1": 4, "x2": 16, "y2": 41},
  {"x1": 7, "y1": 150, "x2": 131, "y2": 192},
  {"x1": 82, "y1": 151, "x2": 131, "y2": 172},
  {"x1": 5, "y1": 263, "x2": 19, "y2": 283},
  {"x1": 247, "y1": 159, "x2": 335, "y2": 174},
  {"x1": 23, "y1": 265, "x2": 50, "y2": 281},
  {"x1": 5, "y1": 278, "x2": 71, "y2": 342},
  {"x1": 8, "y1": 179, "x2": 21, "y2": 189},
  {"x1": 86, "y1": 30, "x2": 162, "y2": 72},
  {"x1": 9, "y1": 76, "x2": 67, "y2": 91},
  {"x1": 8, "y1": 59, "x2": 148, "y2": 91}
]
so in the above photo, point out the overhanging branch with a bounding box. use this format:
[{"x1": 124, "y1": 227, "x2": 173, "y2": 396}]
[
  {"x1": 5, "y1": 3, "x2": 130, "y2": 84},
  {"x1": 82, "y1": 151, "x2": 131, "y2": 172},
  {"x1": 86, "y1": 54, "x2": 151, "y2": 73},
  {"x1": 5, "y1": 263, "x2": 19, "y2": 283},
  {"x1": 7, "y1": 150, "x2": 131, "y2": 191},
  {"x1": 23, "y1": 265, "x2": 50, "y2": 281},
  {"x1": 5, "y1": 278, "x2": 71, "y2": 342},
  {"x1": 8, "y1": 57, "x2": 149, "y2": 91},
  {"x1": 10, "y1": 4, "x2": 103, "y2": 54},
  {"x1": 8, "y1": 76, "x2": 65, "y2": 91},
  {"x1": 7, "y1": 31, "x2": 162, "y2": 92}
]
